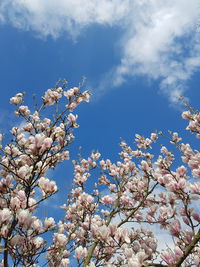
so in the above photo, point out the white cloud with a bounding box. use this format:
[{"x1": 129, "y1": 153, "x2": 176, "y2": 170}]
[
  {"x1": 1, "y1": 0, "x2": 200, "y2": 101},
  {"x1": 0, "y1": 0, "x2": 128, "y2": 38},
  {"x1": 99, "y1": 0, "x2": 200, "y2": 102}
]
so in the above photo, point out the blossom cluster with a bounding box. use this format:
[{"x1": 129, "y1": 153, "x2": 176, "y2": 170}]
[
  {"x1": 1, "y1": 87, "x2": 200, "y2": 267},
  {"x1": 0, "y1": 83, "x2": 90, "y2": 266},
  {"x1": 46, "y1": 112, "x2": 200, "y2": 266},
  {"x1": 45, "y1": 127, "x2": 199, "y2": 267}
]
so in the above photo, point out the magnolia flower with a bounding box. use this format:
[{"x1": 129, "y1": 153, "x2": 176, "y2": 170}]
[
  {"x1": 0, "y1": 208, "x2": 12, "y2": 223},
  {"x1": 97, "y1": 225, "x2": 110, "y2": 240},
  {"x1": 172, "y1": 132, "x2": 182, "y2": 143},
  {"x1": 10, "y1": 235, "x2": 21, "y2": 246},
  {"x1": 182, "y1": 110, "x2": 191, "y2": 119},
  {"x1": 18, "y1": 105, "x2": 30, "y2": 115},
  {"x1": 101, "y1": 195, "x2": 115, "y2": 205},
  {"x1": 10, "y1": 197, "x2": 20, "y2": 210},
  {"x1": 61, "y1": 258, "x2": 70, "y2": 267},
  {"x1": 23, "y1": 122, "x2": 34, "y2": 132},
  {"x1": 35, "y1": 133, "x2": 46, "y2": 148},
  {"x1": 170, "y1": 220, "x2": 181, "y2": 237},
  {"x1": 174, "y1": 246, "x2": 184, "y2": 259},
  {"x1": 124, "y1": 248, "x2": 134, "y2": 259},
  {"x1": 54, "y1": 233, "x2": 67, "y2": 247},
  {"x1": 17, "y1": 209, "x2": 30, "y2": 225},
  {"x1": 127, "y1": 258, "x2": 141, "y2": 267},
  {"x1": 44, "y1": 217, "x2": 56, "y2": 229},
  {"x1": 150, "y1": 133, "x2": 158, "y2": 141},
  {"x1": 40, "y1": 137, "x2": 53, "y2": 152},
  {"x1": 10, "y1": 93, "x2": 23, "y2": 105},
  {"x1": 18, "y1": 165, "x2": 31, "y2": 180},
  {"x1": 64, "y1": 87, "x2": 79, "y2": 99},
  {"x1": 161, "y1": 250, "x2": 175, "y2": 265},
  {"x1": 82, "y1": 91, "x2": 90, "y2": 102},
  {"x1": 192, "y1": 168, "x2": 200, "y2": 178},
  {"x1": 38, "y1": 177, "x2": 58, "y2": 195},
  {"x1": 17, "y1": 190, "x2": 26, "y2": 201},
  {"x1": 176, "y1": 165, "x2": 187, "y2": 177},
  {"x1": 33, "y1": 237, "x2": 44, "y2": 249},
  {"x1": 43, "y1": 88, "x2": 63, "y2": 105},
  {"x1": 66, "y1": 101, "x2": 77, "y2": 111},
  {"x1": 74, "y1": 246, "x2": 87, "y2": 259},
  {"x1": 67, "y1": 113, "x2": 78, "y2": 123},
  {"x1": 32, "y1": 219, "x2": 43, "y2": 233}
]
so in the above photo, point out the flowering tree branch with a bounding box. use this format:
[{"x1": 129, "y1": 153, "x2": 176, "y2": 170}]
[
  {"x1": 1, "y1": 85, "x2": 200, "y2": 266},
  {"x1": 173, "y1": 229, "x2": 200, "y2": 266}
]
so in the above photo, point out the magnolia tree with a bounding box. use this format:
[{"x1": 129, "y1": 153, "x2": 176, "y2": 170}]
[{"x1": 0, "y1": 84, "x2": 200, "y2": 267}]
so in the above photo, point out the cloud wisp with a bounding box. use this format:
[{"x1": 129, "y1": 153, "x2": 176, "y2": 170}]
[{"x1": 1, "y1": 0, "x2": 200, "y2": 101}]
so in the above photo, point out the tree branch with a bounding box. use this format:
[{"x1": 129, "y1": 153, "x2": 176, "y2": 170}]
[{"x1": 174, "y1": 229, "x2": 200, "y2": 266}]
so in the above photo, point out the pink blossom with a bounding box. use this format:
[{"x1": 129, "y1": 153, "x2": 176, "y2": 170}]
[
  {"x1": 30, "y1": 111, "x2": 40, "y2": 122},
  {"x1": 91, "y1": 152, "x2": 101, "y2": 161},
  {"x1": 82, "y1": 91, "x2": 90, "y2": 102},
  {"x1": 54, "y1": 233, "x2": 67, "y2": 247},
  {"x1": 172, "y1": 132, "x2": 182, "y2": 143},
  {"x1": 150, "y1": 133, "x2": 158, "y2": 141},
  {"x1": 0, "y1": 208, "x2": 12, "y2": 223},
  {"x1": 66, "y1": 101, "x2": 77, "y2": 111},
  {"x1": 10, "y1": 235, "x2": 21, "y2": 246},
  {"x1": 10, "y1": 197, "x2": 20, "y2": 210},
  {"x1": 192, "y1": 212, "x2": 200, "y2": 222},
  {"x1": 33, "y1": 237, "x2": 44, "y2": 249},
  {"x1": 74, "y1": 246, "x2": 87, "y2": 259},
  {"x1": 64, "y1": 87, "x2": 78, "y2": 99},
  {"x1": 97, "y1": 225, "x2": 110, "y2": 240},
  {"x1": 61, "y1": 150, "x2": 70, "y2": 160},
  {"x1": 67, "y1": 113, "x2": 78, "y2": 123},
  {"x1": 182, "y1": 110, "x2": 191, "y2": 119},
  {"x1": 192, "y1": 168, "x2": 200, "y2": 178},
  {"x1": 32, "y1": 219, "x2": 43, "y2": 233},
  {"x1": 190, "y1": 182, "x2": 200, "y2": 194},
  {"x1": 44, "y1": 217, "x2": 56, "y2": 229},
  {"x1": 140, "y1": 160, "x2": 151, "y2": 172},
  {"x1": 35, "y1": 133, "x2": 45, "y2": 148},
  {"x1": 18, "y1": 165, "x2": 31, "y2": 179},
  {"x1": 40, "y1": 137, "x2": 53, "y2": 152},
  {"x1": 61, "y1": 258, "x2": 70, "y2": 267},
  {"x1": 115, "y1": 227, "x2": 130, "y2": 243},
  {"x1": 43, "y1": 137, "x2": 53, "y2": 148},
  {"x1": 1, "y1": 225, "x2": 9, "y2": 237},
  {"x1": 128, "y1": 258, "x2": 141, "y2": 267},
  {"x1": 17, "y1": 190, "x2": 26, "y2": 201},
  {"x1": 109, "y1": 223, "x2": 117, "y2": 236},
  {"x1": 18, "y1": 105, "x2": 30, "y2": 115},
  {"x1": 124, "y1": 248, "x2": 134, "y2": 259},
  {"x1": 10, "y1": 93, "x2": 23, "y2": 104},
  {"x1": 176, "y1": 165, "x2": 187, "y2": 177},
  {"x1": 170, "y1": 220, "x2": 181, "y2": 237},
  {"x1": 43, "y1": 88, "x2": 63, "y2": 105},
  {"x1": 101, "y1": 195, "x2": 115, "y2": 205},
  {"x1": 23, "y1": 122, "x2": 34, "y2": 132},
  {"x1": 174, "y1": 246, "x2": 184, "y2": 259},
  {"x1": 17, "y1": 209, "x2": 30, "y2": 225},
  {"x1": 161, "y1": 250, "x2": 175, "y2": 265},
  {"x1": 38, "y1": 177, "x2": 58, "y2": 195}
]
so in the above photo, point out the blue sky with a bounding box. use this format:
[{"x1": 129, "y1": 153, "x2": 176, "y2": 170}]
[{"x1": 0, "y1": 0, "x2": 200, "y2": 230}]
